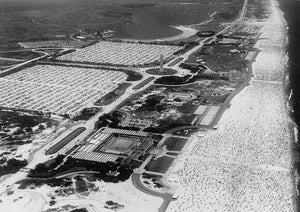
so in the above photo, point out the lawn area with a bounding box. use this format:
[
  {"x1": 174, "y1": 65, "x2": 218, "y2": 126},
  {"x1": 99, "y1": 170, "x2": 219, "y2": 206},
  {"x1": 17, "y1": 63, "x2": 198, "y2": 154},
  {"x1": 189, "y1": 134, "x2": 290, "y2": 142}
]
[
  {"x1": 0, "y1": 59, "x2": 20, "y2": 66},
  {"x1": 178, "y1": 102, "x2": 200, "y2": 114},
  {"x1": 187, "y1": 45, "x2": 247, "y2": 73},
  {"x1": 70, "y1": 209, "x2": 88, "y2": 212},
  {"x1": 75, "y1": 176, "x2": 89, "y2": 193},
  {"x1": 95, "y1": 83, "x2": 131, "y2": 106},
  {"x1": 145, "y1": 156, "x2": 174, "y2": 173},
  {"x1": 0, "y1": 51, "x2": 42, "y2": 60},
  {"x1": 163, "y1": 136, "x2": 188, "y2": 151},
  {"x1": 132, "y1": 77, "x2": 155, "y2": 90},
  {"x1": 146, "y1": 68, "x2": 177, "y2": 76},
  {"x1": 45, "y1": 127, "x2": 86, "y2": 155}
]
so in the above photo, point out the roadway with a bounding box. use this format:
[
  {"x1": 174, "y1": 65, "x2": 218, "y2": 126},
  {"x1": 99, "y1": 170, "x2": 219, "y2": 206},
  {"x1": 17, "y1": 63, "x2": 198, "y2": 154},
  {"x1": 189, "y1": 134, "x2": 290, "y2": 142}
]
[
  {"x1": 0, "y1": 47, "x2": 76, "y2": 75},
  {"x1": 0, "y1": 53, "x2": 47, "y2": 75}
]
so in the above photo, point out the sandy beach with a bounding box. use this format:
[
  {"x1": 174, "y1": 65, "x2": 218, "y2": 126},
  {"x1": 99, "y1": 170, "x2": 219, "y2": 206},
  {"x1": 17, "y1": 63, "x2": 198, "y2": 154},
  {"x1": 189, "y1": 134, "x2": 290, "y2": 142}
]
[
  {"x1": 114, "y1": 25, "x2": 198, "y2": 43},
  {"x1": 153, "y1": 26, "x2": 198, "y2": 42},
  {"x1": 165, "y1": 0, "x2": 295, "y2": 211}
]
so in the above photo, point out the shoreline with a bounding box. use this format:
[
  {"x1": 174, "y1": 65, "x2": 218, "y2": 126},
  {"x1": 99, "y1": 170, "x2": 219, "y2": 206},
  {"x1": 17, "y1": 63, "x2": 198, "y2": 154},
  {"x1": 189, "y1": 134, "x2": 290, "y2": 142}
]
[
  {"x1": 112, "y1": 9, "x2": 217, "y2": 43},
  {"x1": 111, "y1": 25, "x2": 198, "y2": 43}
]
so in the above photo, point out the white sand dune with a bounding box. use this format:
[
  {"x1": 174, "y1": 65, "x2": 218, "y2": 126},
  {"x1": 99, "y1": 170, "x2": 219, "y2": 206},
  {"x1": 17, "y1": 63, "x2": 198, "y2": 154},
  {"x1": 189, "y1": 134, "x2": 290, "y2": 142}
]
[
  {"x1": 0, "y1": 190, "x2": 46, "y2": 212},
  {"x1": 0, "y1": 180, "x2": 163, "y2": 212}
]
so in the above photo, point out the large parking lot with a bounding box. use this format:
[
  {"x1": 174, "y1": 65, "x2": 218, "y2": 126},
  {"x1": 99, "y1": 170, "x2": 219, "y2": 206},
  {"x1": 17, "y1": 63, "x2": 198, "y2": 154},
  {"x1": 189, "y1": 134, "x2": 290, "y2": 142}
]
[
  {"x1": 57, "y1": 41, "x2": 182, "y2": 66},
  {"x1": 0, "y1": 65, "x2": 127, "y2": 116}
]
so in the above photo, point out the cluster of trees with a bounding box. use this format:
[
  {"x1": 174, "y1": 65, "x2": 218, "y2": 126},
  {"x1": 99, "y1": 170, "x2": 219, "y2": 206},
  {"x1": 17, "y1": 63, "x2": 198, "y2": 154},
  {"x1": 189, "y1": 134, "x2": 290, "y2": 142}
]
[
  {"x1": 179, "y1": 63, "x2": 205, "y2": 73},
  {"x1": 96, "y1": 112, "x2": 122, "y2": 129},
  {"x1": 70, "y1": 209, "x2": 88, "y2": 212},
  {"x1": 0, "y1": 159, "x2": 28, "y2": 177},
  {"x1": 144, "y1": 122, "x2": 186, "y2": 134},
  {"x1": 29, "y1": 156, "x2": 133, "y2": 183},
  {"x1": 104, "y1": 200, "x2": 125, "y2": 210},
  {"x1": 18, "y1": 177, "x2": 72, "y2": 189},
  {"x1": 49, "y1": 57, "x2": 161, "y2": 70},
  {"x1": 174, "y1": 42, "x2": 198, "y2": 55},
  {"x1": 29, "y1": 155, "x2": 65, "y2": 178},
  {"x1": 155, "y1": 73, "x2": 228, "y2": 85},
  {"x1": 136, "y1": 95, "x2": 167, "y2": 113},
  {"x1": 121, "y1": 69, "x2": 143, "y2": 81},
  {"x1": 0, "y1": 109, "x2": 52, "y2": 130},
  {"x1": 73, "y1": 107, "x2": 100, "y2": 121},
  {"x1": 96, "y1": 111, "x2": 140, "y2": 131}
]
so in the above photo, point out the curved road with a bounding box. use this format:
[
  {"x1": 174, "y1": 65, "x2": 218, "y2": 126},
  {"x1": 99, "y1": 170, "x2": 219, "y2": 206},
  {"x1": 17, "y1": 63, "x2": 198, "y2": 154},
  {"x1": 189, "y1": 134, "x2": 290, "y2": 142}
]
[{"x1": 131, "y1": 173, "x2": 173, "y2": 212}]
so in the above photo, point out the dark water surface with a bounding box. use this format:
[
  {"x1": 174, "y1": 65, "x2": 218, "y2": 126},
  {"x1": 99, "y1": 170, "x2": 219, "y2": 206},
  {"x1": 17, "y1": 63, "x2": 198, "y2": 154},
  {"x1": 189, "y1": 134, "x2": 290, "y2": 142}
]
[
  {"x1": 0, "y1": 0, "x2": 227, "y2": 43},
  {"x1": 278, "y1": 0, "x2": 300, "y2": 133},
  {"x1": 278, "y1": 0, "x2": 300, "y2": 209},
  {"x1": 279, "y1": 0, "x2": 300, "y2": 139},
  {"x1": 113, "y1": 2, "x2": 221, "y2": 40}
]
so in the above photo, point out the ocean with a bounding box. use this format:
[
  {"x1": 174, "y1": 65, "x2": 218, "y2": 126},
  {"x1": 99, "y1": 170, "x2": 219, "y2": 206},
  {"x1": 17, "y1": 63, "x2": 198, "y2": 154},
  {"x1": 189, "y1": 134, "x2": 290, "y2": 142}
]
[
  {"x1": 278, "y1": 0, "x2": 300, "y2": 138},
  {"x1": 278, "y1": 0, "x2": 300, "y2": 209}
]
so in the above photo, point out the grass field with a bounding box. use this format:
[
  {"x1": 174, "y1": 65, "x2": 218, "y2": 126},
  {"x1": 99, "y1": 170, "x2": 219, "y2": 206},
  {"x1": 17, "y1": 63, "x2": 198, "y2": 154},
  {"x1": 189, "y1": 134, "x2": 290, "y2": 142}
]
[
  {"x1": 45, "y1": 127, "x2": 86, "y2": 155},
  {"x1": 132, "y1": 77, "x2": 155, "y2": 90},
  {"x1": 145, "y1": 68, "x2": 177, "y2": 76},
  {"x1": 106, "y1": 137, "x2": 135, "y2": 153},
  {"x1": 145, "y1": 156, "x2": 175, "y2": 173},
  {"x1": 0, "y1": 51, "x2": 42, "y2": 60},
  {"x1": 0, "y1": 59, "x2": 20, "y2": 67},
  {"x1": 95, "y1": 83, "x2": 131, "y2": 106},
  {"x1": 163, "y1": 137, "x2": 188, "y2": 151},
  {"x1": 187, "y1": 45, "x2": 247, "y2": 73}
]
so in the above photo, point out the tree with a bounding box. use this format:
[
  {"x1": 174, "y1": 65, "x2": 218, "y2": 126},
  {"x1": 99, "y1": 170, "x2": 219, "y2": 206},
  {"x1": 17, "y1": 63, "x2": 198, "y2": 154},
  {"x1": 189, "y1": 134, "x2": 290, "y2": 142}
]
[{"x1": 38, "y1": 124, "x2": 45, "y2": 130}]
